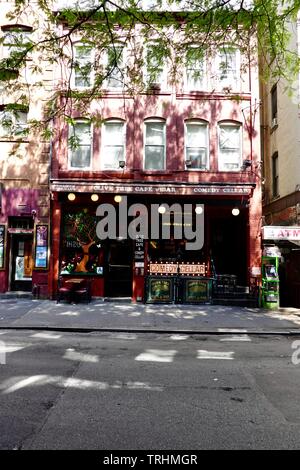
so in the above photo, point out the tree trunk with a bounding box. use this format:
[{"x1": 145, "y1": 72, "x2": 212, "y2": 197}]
[{"x1": 75, "y1": 241, "x2": 95, "y2": 272}]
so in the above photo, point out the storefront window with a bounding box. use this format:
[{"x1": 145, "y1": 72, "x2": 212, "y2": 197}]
[
  {"x1": 61, "y1": 210, "x2": 102, "y2": 274},
  {"x1": 144, "y1": 120, "x2": 166, "y2": 170}
]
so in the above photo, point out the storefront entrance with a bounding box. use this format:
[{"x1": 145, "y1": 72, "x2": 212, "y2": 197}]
[
  {"x1": 10, "y1": 235, "x2": 33, "y2": 291},
  {"x1": 105, "y1": 239, "x2": 133, "y2": 297}
]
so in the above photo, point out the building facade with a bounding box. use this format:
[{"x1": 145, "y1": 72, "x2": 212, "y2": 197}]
[
  {"x1": 48, "y1": 7, "x2": 262, "y2": 303},
  {"x1": 0, "y1": 2, "x2": 51, "y2": 296},
  {"x1": 260, "y1": 14, "x2": 300, "y2": 307}
]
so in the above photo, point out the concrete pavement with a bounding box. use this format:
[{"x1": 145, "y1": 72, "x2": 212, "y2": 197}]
[{"x1": 0, "y1": 298, "x2": 300, "y2": 334}]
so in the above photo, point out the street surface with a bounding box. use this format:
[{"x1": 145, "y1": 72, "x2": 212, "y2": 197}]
[{"x1": 1, "y1": 330, "x2": 300, "y2": 449}]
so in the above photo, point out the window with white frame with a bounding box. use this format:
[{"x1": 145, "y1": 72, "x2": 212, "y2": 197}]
[
  {"x1": 104, "y1": 45, "x2": 124, "y2": 89},
  {"x1": 2, "y1": 26, "x2": 32, "y2": 59},
  {"x1": 185, "y1": 47, "x2": 205, "y2": 90},
  {"x1": 68, "y1": 121, "x2": 92, "y2": 169},
  {"x1": 218, "y1": 122, "x2": 242, "y2": 171},
  {"x1": 101, "y1": 120, "x2": 125, "y2": 170},
  {"x1": 144, "y1": 43, "x2": 167, "y2": 88},
  {"x1": 144, "y1": 119, "x2": 166, "y2": 170},
  {"x1": 0, "y1": 107, "x2": 28, "y2": 138},
  {"x1": 73, "y1": 44, "x2": 93, "y2": 88},
  {"x1": 185, "y1": 121, "x2": 209, "y2": 170},
  {"x1": 217, "y1": 46, "x2": 239, "y2": 89}
]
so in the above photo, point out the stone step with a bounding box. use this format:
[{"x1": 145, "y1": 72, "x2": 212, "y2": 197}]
[{"x1": 0, "y1": 291, "x2": 33, "y2": 300}]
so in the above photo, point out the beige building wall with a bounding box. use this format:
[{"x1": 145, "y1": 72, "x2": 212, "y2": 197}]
[{"x1": 0, "y1": 0, "x2": 53, "y2": 213}]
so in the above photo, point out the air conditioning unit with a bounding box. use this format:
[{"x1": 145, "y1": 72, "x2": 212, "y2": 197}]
[{"x1": 272, "y1": 117, "x2": 278, "y2": 128}]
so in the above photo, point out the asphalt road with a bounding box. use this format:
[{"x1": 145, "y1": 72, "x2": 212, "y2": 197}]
[{"x1": 0, "y1": 330, "x2": 300, "y2": 450}]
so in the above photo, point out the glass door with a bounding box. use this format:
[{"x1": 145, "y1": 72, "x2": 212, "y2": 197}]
[{"x1": 11, "y1": 236, "x2": 33, "y2": 291}]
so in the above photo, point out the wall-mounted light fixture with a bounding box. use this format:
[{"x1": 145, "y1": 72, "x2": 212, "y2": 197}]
[
  {"x1": 241, "y1": 159, "x2": 252, "y2": 171},
  {"x1": 91, "y1": 194, "x2": 99, "y2": 202},
  {"x1": 195, "y1": 206, "x2": 203, "y2": 214},
  {"x1": 114, "y1": 195, "x2": 122, "y2": 203},
  {"x1": 68, "y1": 193, "x2": 76, "y2": 201},
  {"x1": 158, "y1": 205, "x2": 166, "y2": 214},
  {"x1": 232, "y1": 208, "x2": 240, "y2": 216},
  {"x1": 119, "y1": 160, "x2": 126, "y2": 169}
]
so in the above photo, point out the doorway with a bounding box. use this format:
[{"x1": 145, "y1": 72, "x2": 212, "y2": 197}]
[
  {"x1": 10, "y1": 236, "x2": 33, "y2": 291},
  {"x1": 210, "y1": 215, "x2": 247, "y2": 285},
  {"x1": 105, "y1": 239, "x2": 133, "y2": 297}
]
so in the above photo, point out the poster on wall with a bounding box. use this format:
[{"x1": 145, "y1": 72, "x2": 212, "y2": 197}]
[
  {"x1": 34, "y1": 224, "x2": 49, "y2": 269},
  {"x1": 146, "y1": 277, "x2": 174, "y2": 303},
  {"x1": 183, "y1": 278, "x2": 212, "y2": 303},
  {"x1": 0, "y1": 224, "x2": 6, "y2": 270}
]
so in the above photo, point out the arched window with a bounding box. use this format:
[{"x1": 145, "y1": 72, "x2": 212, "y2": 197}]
[
  {"x1": 217, "y1": 45, "x2": 240, "y2": 90},
  {"x1": 103, "y1": 44, "x2": 124, "y2": 89},
  {"x1": 101, "y1": 119, "x2": 126, "y2": 170},
  {"x1": 218, "y1": 121, "x2": 242, "y2": 171},
  {"x1": 68, "y1": 120, "x2": 92, "y2": 169},
  {"x1": 72, "y1": 43, "x2": 94, "y2": 88},
  {"x1": 0, "y1": 104, "x2": 28, "y2": 138},
  {"x1": 1, "y1": 25, "x2": 32, "y2": 58},
  {"x1": 185, "y1": 46, "x2": 206, "y2": 90},
  {"x1": 144, "y1": 118, "x2": 166, "y2": 170},
  {"x1": 185, "y1": 120, "x2": 209, "y2": 170},
  {"x1": 144, "y1": 43, "x2": 168, "y2": 89}
]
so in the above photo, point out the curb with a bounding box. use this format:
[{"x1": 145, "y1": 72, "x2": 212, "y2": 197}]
[{"x1": 1, "y1": 325, "x2": 300, "y2": 335}]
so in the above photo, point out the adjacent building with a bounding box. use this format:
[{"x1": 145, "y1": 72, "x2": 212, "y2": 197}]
[
  {"x1": 0, "y1": 2, "x2": 51, "y2": 296},
  {"x1": 260, "y1": 14, "x2": 300, "y2": 307}
]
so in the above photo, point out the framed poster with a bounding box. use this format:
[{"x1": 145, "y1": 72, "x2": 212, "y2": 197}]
[
  {"x1": 146, "y1": 276, "x2": 174, "y2": 303},
  {"x1": 34, "y1": 224, "x2": 49, "y2": 269},
  {"x1": 0, "y1": 224, "x2": 6, "y2": 270},
  {"x1": 183, "y1": 278, "x2": 212, "y2": 303}
]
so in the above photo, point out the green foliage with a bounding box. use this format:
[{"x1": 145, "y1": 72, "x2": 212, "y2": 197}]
[{"x1": 3, "y1": 0, "x2": 300, "y2": 130}]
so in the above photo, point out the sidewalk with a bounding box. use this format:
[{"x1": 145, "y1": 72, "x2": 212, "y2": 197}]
[{"x1": 0, "y1": 298, "x2": 300, "y2": 334}]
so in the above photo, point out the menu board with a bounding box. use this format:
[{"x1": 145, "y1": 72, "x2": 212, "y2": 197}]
[
  {"x1": 183, "y1": 278, "x2": 212, "y2": 303},
  {"x1": 134, "y1": 235, "x2": 145, "y2": 261},
  {"x1": 146, "y1": 277, "x2": 174, "y2": 303},
  {"x1": 0, "y1": 225, "x2": 6, "y2": 270},
  {"x1": 34, "y1": 224, "x2": 49, "y2": 269}
]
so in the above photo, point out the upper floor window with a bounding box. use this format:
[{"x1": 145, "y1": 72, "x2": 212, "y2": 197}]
[
  {"x1": 72, "y1": 43, "x2": 93, "y2": 88},
  {"x1": 217, "y1": 46, "x2": 239, "y2": 90},
  {"x1": 185, "y1": 47, "x2": 205, "y2": 90},
  {"x1": 144, "y1": 119, "x2": 166, "y2": 170},
  {"x1": 185, "y1": 120, "x2": 209, "y2": 170},
  {"x1": 68, "y1": 120, "x2": 92, "y2": 169},
  {"x1": 101, "y1": 120, "x2": 125, "y2": 170},
  {"x1": 0, "y1": 105, "x2": 28, "y2": 138},
  {"x1": 1, "y1": 25, "x2": 32, "y2": 59},
  {"x1": 144, "y1": 43, "x2": 167, "y2": 89},
  {"x1": 272, "y1": 152, "x2": 279, "y2": 197},
  {"x1": 218, "y1": 122, "x2": 242, "y2": 171},
  {"x1": 104, "y1": 45, "x2": 124, "y2": 89},
  {"x1": 271, "y1": 84, "x2": 278, "y2": 126}
]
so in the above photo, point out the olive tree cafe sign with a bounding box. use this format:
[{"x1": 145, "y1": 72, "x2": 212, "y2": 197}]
[
  {"x1": 50, "y1": 181, "x2": 253, "y2": 196},
  {"x1": 262, "y1": 226, "x2": 300, "y2": 241}
]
